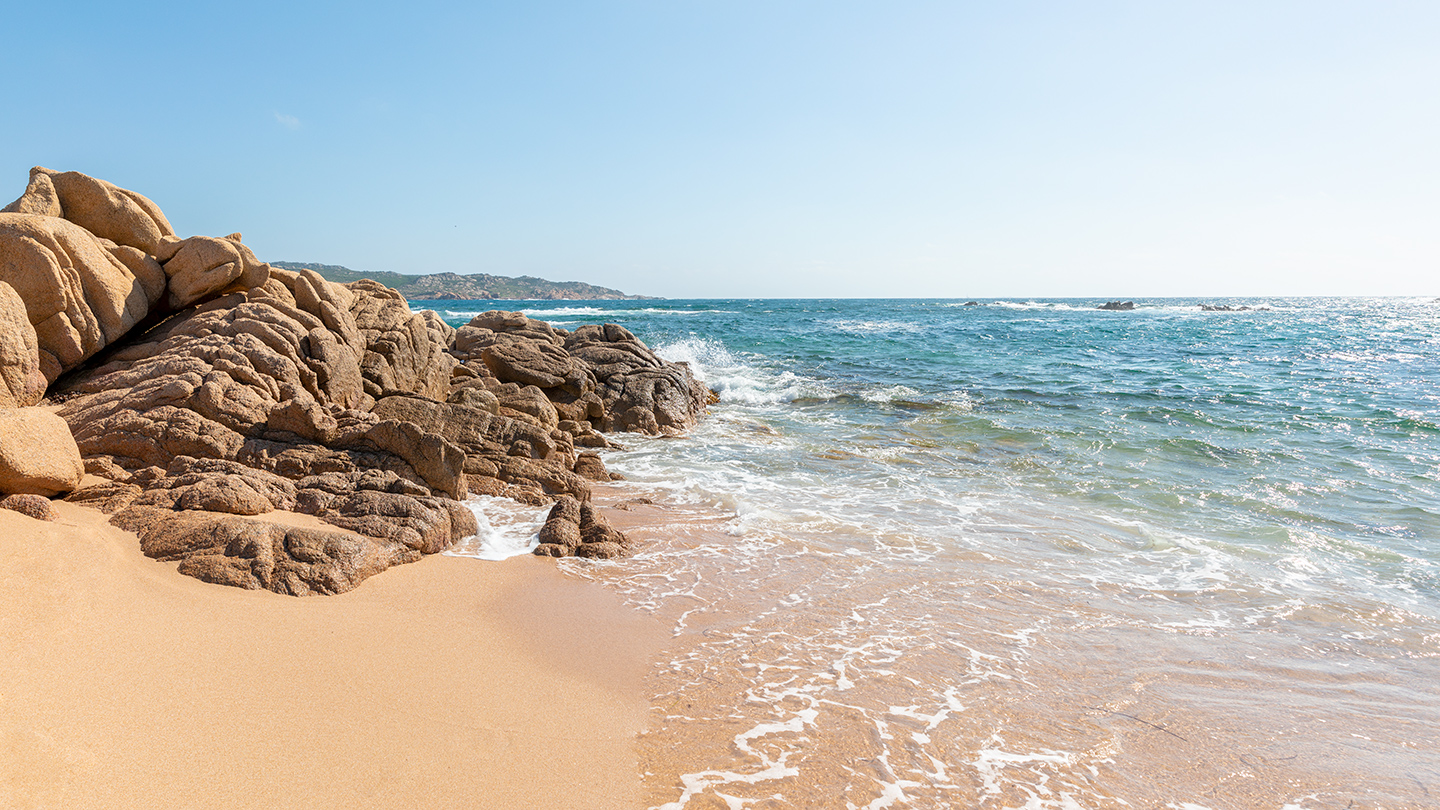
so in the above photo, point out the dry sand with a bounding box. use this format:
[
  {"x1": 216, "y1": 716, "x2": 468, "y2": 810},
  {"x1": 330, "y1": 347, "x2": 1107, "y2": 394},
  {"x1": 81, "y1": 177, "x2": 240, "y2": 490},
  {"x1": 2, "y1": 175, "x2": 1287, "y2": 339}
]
[{"x1": 0, "y1": 501, "x2": 667, "y2": 810}]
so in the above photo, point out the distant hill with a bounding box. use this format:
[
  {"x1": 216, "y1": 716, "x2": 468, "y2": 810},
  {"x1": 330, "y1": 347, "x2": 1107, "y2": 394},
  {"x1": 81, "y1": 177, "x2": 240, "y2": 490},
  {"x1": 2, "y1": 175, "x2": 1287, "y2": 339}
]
[{"x1": 271, "y1": 262, "x2": 651, "y2": 300}]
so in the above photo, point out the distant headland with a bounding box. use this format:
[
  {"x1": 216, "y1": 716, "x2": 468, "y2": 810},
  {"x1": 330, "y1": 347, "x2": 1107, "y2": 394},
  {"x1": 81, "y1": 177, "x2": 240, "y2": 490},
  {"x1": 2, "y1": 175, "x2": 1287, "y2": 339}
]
[{"x1": 272, "y1": 262, "x2": 655, "y2": 301}]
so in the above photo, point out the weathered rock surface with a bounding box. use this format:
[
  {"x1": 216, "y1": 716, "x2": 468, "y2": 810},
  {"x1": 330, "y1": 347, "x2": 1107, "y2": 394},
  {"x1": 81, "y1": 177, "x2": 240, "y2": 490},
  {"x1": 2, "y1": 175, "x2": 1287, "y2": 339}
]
[
  {"x1": 1, "y1": 169, "x2": 706, "y2": 591},
  {"x1": 154, "y1": 234, "x2": 271, "y2": 309},
  {"x1": 315, "y1": 490, "x2": 477, "y2": 555},
  {"x1": 1, "y1": 169, "x2": 62, "y2": 217},
  {"x1": 48, "y1": 273, "x2": 477, "y2": 592},
  {"x1": 132, "y1": 456, "x2": 298, "y2": 515},
  {"x1": 63, "y1": 481, "x2": 142, "y2": 514},
  {"x1": 0, "y1": 408, "x2": 83, "y2": 496},
  {"x1": 350, "y1": 279, "x2": 455, "y2": 402},
  {"x1": 5, "y1": 167, "x2": 175, "y2": 254},
  {"x1": 573, "y1": 451, "x2": 617, "y2": 482},
  {"x1": 111, "y1": 506, "x2": 418, "y2": 596},
  {"x1": 563, "y1": 323, "x2": 708, "y2": 434},
  {"x1": 1098, "y1": 300, "x2": 1136, "y2": 311},
  {"x1": 1, "y1": 493, "x2": 58, "y2": 521},
  {"x1": 533, "y1": 494, "x2": 633, "y2": 559},
  {"x1": 0, "y1": 213, "x2": 162, "y2": 382},
  {"x1": 371, "y1": 394, "x2": 589, "y2": 502},
  {"x1": 453, "y1": 311, "x2": 708, "y2": 437},
  {"x1": 0, "y1": 169, "x2": 275, "y2": 388},
  {"x1": 0, "y1": 281, "x2": 46, "y2": 408}
]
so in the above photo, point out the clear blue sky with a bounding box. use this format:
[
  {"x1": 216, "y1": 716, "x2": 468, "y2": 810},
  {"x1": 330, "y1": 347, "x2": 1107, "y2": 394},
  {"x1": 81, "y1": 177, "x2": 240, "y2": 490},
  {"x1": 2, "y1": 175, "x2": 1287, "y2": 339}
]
[{"x1": 3, "y1": 1, "x2": 1437, "y2": 298}]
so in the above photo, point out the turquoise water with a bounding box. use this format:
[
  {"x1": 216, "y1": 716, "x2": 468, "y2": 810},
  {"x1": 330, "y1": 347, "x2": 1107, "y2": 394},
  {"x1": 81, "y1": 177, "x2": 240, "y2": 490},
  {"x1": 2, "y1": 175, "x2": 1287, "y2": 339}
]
[{"x1": 431, "y1": 297, "x2": 1440, "y2": 809}]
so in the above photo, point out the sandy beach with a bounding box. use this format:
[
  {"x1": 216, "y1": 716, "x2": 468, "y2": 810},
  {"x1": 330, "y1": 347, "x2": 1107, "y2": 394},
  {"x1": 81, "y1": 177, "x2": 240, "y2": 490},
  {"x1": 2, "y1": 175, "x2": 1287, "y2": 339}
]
[{"x1": 0, "y1": 501, "x2": 667, "y2": 809}]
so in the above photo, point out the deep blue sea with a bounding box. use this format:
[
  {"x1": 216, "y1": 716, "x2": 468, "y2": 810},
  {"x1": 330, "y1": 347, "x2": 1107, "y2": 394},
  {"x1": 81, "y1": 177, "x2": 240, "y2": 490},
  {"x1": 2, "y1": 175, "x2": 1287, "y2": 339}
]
[{"x1": 427, "y1": 297, "x2": 1440, "y2": 809}]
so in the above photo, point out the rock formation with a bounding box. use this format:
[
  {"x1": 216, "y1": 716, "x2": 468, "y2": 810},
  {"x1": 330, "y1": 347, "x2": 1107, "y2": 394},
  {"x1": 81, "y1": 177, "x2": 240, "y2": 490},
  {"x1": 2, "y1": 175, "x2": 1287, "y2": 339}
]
[
  {"x1": 4, "y1": 167, "x2": 175, "y2": 254},
  {"x1": 1, "y1": 493, "x2": 59, "y2": 521},
  {"x1": 0, "y1": 282, "x2": 46, "y2": 408},
  {"x1": 0, "y1": 213, "x2": 164, "y2": 384},
  {"x1": 1, "y1": 167, "x2": 711, "y2": 592},
  {"x1": 0, "y1": 408, "x2": 84, "y2": 496},
  {"x1": 1098, "y1": 300, "x2": 1137, "y2": 311},
  {"x1": 533, "y1": 495, "x2": 632, "y2": 559}
]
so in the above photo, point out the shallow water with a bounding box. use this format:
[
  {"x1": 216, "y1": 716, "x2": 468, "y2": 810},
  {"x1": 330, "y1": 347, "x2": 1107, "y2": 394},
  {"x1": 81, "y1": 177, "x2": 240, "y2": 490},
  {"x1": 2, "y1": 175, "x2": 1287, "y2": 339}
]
[{"x1": 433, "y1": 297, "x2": 1440, "y2": 809}]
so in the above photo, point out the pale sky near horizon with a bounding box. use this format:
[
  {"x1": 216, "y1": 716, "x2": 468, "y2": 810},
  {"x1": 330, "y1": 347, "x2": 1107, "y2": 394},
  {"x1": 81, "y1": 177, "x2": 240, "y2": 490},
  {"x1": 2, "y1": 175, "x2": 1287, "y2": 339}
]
[{"x1": 3, "y1": 1, "x2": 1437, "y2": 298}]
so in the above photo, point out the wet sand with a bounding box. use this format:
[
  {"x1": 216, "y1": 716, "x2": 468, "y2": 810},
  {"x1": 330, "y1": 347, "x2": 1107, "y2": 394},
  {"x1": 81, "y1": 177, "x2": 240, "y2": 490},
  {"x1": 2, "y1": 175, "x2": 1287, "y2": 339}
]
[
  {"x1": 576, "y1": 485, "x2": 1440, "y2": 809},
  {"x1": 0, "y1": 501, "x2": 666, "y2": 809}
]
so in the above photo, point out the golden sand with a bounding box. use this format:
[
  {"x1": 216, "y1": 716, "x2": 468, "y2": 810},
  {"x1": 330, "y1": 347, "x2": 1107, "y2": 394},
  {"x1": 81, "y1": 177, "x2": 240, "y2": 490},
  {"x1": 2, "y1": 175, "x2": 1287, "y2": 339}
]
[{"x1": 0, "y1": 501, "x2": 666, "y2": 809}]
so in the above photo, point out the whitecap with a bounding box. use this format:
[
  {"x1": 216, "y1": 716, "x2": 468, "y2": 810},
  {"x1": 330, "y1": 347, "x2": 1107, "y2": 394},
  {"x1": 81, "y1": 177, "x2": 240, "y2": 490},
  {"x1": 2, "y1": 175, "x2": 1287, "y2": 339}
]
[
  {"x1": 827, "y1": 319, "x2": 924, "y2": 335},
  {"x1": 861, "y1": 385, "x2": 923, "y2": 403}
]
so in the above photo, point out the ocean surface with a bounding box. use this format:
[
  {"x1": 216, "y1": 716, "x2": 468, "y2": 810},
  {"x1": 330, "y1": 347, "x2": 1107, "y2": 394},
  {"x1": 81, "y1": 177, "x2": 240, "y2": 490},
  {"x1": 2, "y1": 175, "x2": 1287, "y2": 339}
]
[{"x1": 429, "y1": 297, "x2": 1440, "y2": 809}]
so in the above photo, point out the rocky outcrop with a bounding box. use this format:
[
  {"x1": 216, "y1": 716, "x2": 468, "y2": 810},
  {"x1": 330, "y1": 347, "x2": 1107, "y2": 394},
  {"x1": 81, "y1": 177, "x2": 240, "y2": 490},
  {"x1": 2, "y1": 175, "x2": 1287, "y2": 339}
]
[
  {"x1": 0, "y1": 167, "x2": 276, "y2": 385},
  {"x1": 453, "y1": 312, "x2": 707, "y2": 437},
  {"x1": 1, "y1": 170, "x2": 62, "y2": 217},
  {"x1": 1, "y1": 493, "x2": 58, "y2": 521},
  {"x1": 111, "y1": 505, "x2": 422, "y2": 596},
  {"x1": 1098, "y1": 300, "x2": 1136, "y2": 311},
  {"x1": 533, "y1": 495, "x2": 631, "y2": 559},
  {"x1": 564, "y1": 324, "x2": 708, "y2": 434},
  {"x1": 49, "y1": 286, "x2": 703, "y2": 588},
  {"x1": 63, "y1": 480, "x2": 143, "y2": 515},
  {"x1": 0, "y1": 408, "x2": 83, "y2": 496},
  {"x1": 0, "y1": 167, "x2": 711, "y2": 594},
  {"x1": 4, "y1": 167, "x2": 175, "y2": 255},
  {"x1": 371, "y1": 395, "x2": 591, "y2": 499},
  {"x1": 350, "y1": 279, "x2": 455, "y2": 402},
  {"x1": 155, "y1": 233, "x2": 271, "y2": 310},
  {"x1": 0, "y1": 213, "x2": 164, "y2": 383},
  {"x1": 0, "y1": 282, "x2": 46, "y2": 408}
]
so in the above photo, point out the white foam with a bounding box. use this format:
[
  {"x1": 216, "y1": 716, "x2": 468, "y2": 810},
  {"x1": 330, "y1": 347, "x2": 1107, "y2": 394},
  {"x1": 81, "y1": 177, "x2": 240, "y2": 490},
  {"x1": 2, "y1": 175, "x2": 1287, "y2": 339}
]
[
  {"x1": 653, "y1": 337, "x2": 830, "y2": 405},
  {"x1": 436, "y1": 305, "x2": 609, "y2": 319},
  {"x1": 972, "y1": 742, "x2": 1075, "y2": 797},
  {"x1": 513, "y1": 306, "x2": 735, "y2": 318},
  {"x1": 990, "y1": 300, "x2": 1088, "y2": 311},
  {"x1": 861, "y1": 385, "x2": 923, "y2": 403},
  {"x1": 938, "y1": 391, "x2": 976, "y2": 411},
  {"x1": 827, "y1": 319, "x2": 924, "y2": 335},
  {"x1": 444, "y1": 496, "x2": 551, "y2": 560},
  {"x1": 655, "y1": 704, "x2": 813, "y2": 810},
  {"x1": 652, "y1": 337, "x2": 739, "y2": 381}
]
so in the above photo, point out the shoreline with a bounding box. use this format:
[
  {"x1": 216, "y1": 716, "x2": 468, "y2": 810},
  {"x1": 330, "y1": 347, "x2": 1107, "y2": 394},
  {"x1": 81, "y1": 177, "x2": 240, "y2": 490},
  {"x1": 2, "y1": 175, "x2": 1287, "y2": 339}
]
[{"x1": 1, "y1": 502, "x2": 667, "y2": 809}]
